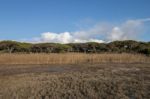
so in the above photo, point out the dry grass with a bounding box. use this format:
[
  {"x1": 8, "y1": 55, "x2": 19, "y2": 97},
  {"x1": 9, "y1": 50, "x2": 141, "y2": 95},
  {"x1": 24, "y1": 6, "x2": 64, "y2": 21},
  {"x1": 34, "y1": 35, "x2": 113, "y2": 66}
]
[
  {"x1": 0, "y1": 53, "x2": 149, "y2": 65},
  {"x1": 0, "y1": 63, "x2": 150, "y2": 99},
  {"x1": 0, "y1": 53, "x2": 149, "y2": 98}
]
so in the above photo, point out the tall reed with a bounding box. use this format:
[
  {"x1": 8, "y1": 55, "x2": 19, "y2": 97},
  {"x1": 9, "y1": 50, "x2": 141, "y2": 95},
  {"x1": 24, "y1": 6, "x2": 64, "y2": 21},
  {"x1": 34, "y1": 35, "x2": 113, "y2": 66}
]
[{"x1": 0, "y1": 53, "x2": 149, "y2": 65}]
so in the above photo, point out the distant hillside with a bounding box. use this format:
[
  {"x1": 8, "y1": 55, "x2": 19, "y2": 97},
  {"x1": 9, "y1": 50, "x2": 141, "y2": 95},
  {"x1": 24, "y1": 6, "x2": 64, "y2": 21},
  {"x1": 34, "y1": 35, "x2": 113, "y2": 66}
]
[{"x1": 0, "y1": 40, "x2": 150, "y2": 55}]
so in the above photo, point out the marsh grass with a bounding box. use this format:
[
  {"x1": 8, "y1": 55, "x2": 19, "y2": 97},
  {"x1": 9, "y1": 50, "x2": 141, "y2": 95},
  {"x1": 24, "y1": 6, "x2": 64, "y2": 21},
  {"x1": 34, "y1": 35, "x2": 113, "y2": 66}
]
[
  {"x1": 0, "y1": 53, "x2": 149, "y2": 99},
  {"x1": 0, "y1": 53, "x2": 149, "y2": 65},
  {"x1": 0, "y1": 62, "x2": 149, "y2": 99},
  {"x1": 0, "y1": 69, "x2": 149, "y2": 99}
]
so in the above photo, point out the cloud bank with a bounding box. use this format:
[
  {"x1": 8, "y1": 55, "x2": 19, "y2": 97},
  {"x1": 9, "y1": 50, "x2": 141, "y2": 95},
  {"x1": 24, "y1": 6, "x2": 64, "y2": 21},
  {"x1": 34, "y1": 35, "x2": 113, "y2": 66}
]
[
  {"x1": 32, "y1": 32, "x2": 105, "y2": 43},
  {"x1": 23, "y1": 18, "x2": 150, "y2": 43}
]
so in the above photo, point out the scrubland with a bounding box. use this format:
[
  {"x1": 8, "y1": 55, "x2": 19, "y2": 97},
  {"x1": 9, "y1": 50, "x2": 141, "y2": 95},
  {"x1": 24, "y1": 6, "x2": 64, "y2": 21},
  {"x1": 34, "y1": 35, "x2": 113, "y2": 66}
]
[{"x1": 0, "y1": 53, "x2": 150, "y2": 99}]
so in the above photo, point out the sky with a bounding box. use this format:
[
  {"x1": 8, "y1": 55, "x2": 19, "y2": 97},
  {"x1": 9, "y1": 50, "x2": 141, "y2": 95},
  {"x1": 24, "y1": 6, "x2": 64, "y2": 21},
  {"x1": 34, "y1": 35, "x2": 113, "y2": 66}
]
[{"x1": 0, "y1": 0, "x2": 150, "y2": 43}]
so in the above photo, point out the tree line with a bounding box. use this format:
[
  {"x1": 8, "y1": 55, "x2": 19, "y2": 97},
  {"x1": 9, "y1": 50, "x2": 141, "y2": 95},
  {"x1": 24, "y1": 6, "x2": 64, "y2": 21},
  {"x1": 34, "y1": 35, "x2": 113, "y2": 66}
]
[{"x1": 0, "y1": 40, "x2": 150, "y2": 55}]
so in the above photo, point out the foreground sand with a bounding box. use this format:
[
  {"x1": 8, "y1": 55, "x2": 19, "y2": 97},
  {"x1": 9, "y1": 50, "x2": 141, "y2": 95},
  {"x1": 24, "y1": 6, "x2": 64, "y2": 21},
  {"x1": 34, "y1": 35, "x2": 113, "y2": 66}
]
[{"x1": 0, "y1": 63, "x2": 150, "y2": 99}]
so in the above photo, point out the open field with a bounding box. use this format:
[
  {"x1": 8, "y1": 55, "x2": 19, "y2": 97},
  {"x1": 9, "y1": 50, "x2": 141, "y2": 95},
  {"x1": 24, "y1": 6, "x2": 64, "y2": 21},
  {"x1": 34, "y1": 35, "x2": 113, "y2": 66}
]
[{"x1": 0, "y1": 54, "x2": 150, "y2": 99}]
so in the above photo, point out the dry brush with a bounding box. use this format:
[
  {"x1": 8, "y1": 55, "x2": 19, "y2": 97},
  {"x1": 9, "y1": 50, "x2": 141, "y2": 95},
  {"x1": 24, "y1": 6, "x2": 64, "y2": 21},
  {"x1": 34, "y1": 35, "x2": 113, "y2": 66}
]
[{"x1": 0, "y1": 53, "x2": 149, "y2": 65}]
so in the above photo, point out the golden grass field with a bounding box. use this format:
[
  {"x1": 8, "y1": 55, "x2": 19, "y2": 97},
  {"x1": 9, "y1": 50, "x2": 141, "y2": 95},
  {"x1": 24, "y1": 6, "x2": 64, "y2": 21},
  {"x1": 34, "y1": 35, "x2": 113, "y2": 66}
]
[
  {"x1": 0, "y1": 53, "x2": 150, "y2": 99},
  {"x1": 0, "y1": 53, "x2": 149, "y2": 64}
]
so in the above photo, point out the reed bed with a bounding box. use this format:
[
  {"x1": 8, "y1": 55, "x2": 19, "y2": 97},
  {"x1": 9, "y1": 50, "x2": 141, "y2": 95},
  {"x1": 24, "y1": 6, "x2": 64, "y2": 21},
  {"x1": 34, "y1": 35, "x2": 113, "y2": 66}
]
[{"x1": 0, "y1": 53, "x2": 149, "y2": 65}]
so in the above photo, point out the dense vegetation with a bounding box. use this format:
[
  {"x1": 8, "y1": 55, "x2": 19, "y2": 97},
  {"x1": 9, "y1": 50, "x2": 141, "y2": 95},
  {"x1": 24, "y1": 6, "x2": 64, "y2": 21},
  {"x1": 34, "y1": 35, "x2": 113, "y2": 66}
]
[
  {"x1": 0, "y1": 63, "x2": 150, "y2": 99},
  {"x1": 0, "y1": 40, "x2": 150, "y2": 55}
]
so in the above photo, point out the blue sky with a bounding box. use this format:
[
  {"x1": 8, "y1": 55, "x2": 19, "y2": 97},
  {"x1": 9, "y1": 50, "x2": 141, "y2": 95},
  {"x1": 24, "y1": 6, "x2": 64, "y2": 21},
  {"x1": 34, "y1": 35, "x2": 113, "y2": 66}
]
[{"x1": 0, "y1": 0, "x2": 150, "y2": 43}]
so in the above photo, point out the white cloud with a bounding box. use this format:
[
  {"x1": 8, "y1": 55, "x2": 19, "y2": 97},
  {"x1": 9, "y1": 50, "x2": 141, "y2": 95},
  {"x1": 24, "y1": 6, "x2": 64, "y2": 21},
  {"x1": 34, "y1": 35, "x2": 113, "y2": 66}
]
[
  {"x1": 73, "y1": 39, "x2": 105, "y2": 43},
  {"x1": 73, "y1": 23, "x2": 111, "y2": 40},
  {"x1": 108, "y1": 27, "x2": 125, "y2": 41},
  {"x1": 107, "y1": 18, "x2": 150, "y2": 41},
  {"x1": 32, "y1": 32, "x2": 105, "y2": 44},
  {"x1": 136, "y1": 18, "x2": 150, "y2": 22},
  {"x1": 22, "y1": 18, "x2": 150, "y2": 43},
  {"x1": 40, "y1": 32, "x2": 73, "y2": 43}
]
